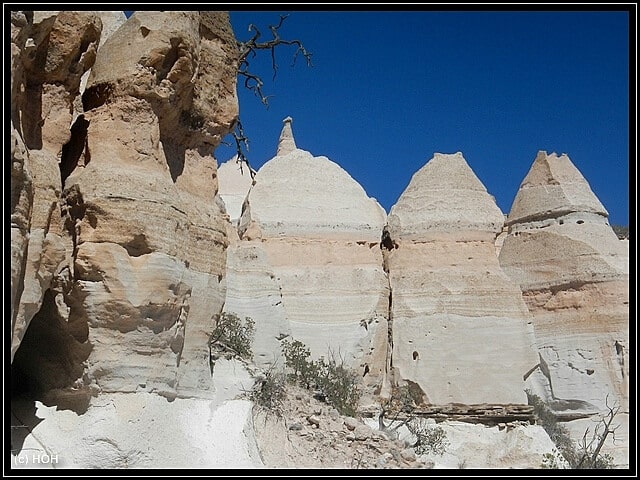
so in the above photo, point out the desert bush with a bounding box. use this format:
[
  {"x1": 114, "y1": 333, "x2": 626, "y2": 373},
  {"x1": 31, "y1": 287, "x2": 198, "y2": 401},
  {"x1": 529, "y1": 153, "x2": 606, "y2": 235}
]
[
  {"x1": 410, "y1": 421, "x2": 449, "y2": 456},
  {"x1": 314, "y1": 356, "x2": 361, "y2": 417},
  {"x1": 251, "y1": 363, "x2": 287, "y2": 416},
  {"x1": 377, "y1": 384, "x2": 449, "y2": 456},
  {"x1": 208, "y1": 312, "x2": 255, "y2": 366},
  {"x1": 281, "y1": 338, "x2": 360, "y2": 416}
]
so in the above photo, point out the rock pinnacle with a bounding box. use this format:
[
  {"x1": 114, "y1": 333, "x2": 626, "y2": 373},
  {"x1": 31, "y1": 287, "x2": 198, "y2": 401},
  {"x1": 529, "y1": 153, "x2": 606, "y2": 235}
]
[{"x1": 276, "y1": 116, "x2": 297, "y2": 156}]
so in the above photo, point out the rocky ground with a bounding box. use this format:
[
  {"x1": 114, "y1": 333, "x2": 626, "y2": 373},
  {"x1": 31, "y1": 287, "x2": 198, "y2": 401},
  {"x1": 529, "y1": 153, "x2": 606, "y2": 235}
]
[{"x1": 251, "y1": 384, "x2": 430, "y2": 469}]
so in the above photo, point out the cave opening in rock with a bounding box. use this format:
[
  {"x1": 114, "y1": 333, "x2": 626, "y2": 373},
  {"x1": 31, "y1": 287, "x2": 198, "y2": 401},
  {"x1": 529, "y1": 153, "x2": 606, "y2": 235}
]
[
  {"x1": 11, "y1": 289, "x2": 92, "y2": 413},
  {"x1": 60, "y1": 114, "x2": 90, "y2": 186}
]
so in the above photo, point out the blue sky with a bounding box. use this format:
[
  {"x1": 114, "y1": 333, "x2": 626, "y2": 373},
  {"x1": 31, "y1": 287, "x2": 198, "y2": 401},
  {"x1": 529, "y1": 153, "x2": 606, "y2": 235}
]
[{"x1": 124, "y1": 10, "x2": 631, "y2": 226}]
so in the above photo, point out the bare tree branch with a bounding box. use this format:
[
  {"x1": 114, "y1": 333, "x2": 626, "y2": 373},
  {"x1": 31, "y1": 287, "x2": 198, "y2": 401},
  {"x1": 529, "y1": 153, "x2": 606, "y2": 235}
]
[
  {"x1": 226, "y1": 14, "x2": 312, "y2": 177},
  {"x1": 237, "y1": 14, "x2": 313, "y2": 106}
]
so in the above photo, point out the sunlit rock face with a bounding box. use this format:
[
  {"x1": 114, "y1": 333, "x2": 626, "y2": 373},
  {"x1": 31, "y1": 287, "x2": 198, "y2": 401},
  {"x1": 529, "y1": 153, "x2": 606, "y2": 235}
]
[
  {"x1": 64, "y1": 11, "x2": 240, "y2": 399},
  {"x1": 10, "y1": 11, "x2": 103, "y2": 376},
  {"x1": 11, "y1": 11, "x2": 240, "y2": 404},
  {"x1": 226, "y1": 118, "x2": 390, "y2": 399},
  {"x1": 499, "y1": 151, "x2": 629, "y2": 416},
  {"x1": 217, "y1": 156, "x2": 254, "y2": 229},
  {"x1": 386, "y1": 152, "x2": 538, "y2": 405}
]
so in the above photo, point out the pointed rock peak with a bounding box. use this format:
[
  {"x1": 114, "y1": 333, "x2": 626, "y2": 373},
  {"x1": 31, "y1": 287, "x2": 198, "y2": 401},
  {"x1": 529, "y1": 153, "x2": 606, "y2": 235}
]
[
  {"x1": 413, "y1": 151, "x2": 489, "y2": 192},
  {"x1": 507, "y1": 151, "x2": 608, "y2": 224},
  {"x1": 276, "y1": 116, "x2": 297, "y2": 156},
  {"x1": 387, "y1": 151, "x2": 505, "y2": 239},
  {"x1": 521, "y1": 150, "x2": 582, "y2": 188}
]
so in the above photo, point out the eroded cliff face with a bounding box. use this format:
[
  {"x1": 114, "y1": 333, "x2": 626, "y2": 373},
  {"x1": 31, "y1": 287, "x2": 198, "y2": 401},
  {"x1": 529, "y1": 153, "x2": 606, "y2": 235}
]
[
  {"x1": 226, "y1": 119, "x2": 390, "y2": 402},
  {"x1": 11, "y1": 11, "x2": 239, "y2": 406},
  {"x1": 384, "y1": 152, "x2": 538, "y2": 405},
  {"x1": 11, "y1": 11, "x2": 628, "y2": 469},
  {"x1": 499, "y1": 151, "x2": 629, "y2": 463},
  {"x1": 11, "y1": 11, "x2": 103, "y2": 401}
]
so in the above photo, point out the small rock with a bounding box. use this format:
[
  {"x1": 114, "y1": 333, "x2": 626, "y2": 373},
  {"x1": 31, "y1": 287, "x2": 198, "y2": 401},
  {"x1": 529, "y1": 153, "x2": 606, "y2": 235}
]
[
  {"x1": 328, "y1": 420, "x2": 343, "y2": 433},
  {"x1": 307, "y1": 415, "x2": 321, "y2": 427},
  {"x1": 372, "y1": 430, "x2": 388, "y2": 441},
  {"x1": 354, "y1": 424, "x2": 372, "y2": 441},
  {"x1": 346, "y1": 432, "x2": 355, "y2": 441},
  {"x1": 295, "y1": 394, "x2": 303, "y2": 400},
  {"x1": 344, "y1": 417, "x2": 359, "y2": 431},
  {"x1": 400, "y1": 448, "x2": 416, "y2": 462},
  {"x1": 376, "y1": 455, "x2": 387, "y2": 468},
  {"x1": 289, "y1": 422, "x2": 303, "y2": 431},
  {"x1": 498, "y1": 422, "x2": 506, "y2": 430}
]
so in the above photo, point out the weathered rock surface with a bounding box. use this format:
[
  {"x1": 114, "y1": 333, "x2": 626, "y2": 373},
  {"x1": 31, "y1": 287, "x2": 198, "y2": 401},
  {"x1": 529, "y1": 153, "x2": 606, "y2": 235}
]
[
  {"x1": 217, "y1": 156, "x2": 254, "y2": 226},
  {"x1": 78, "y1": 11, "x2": 128, "y2": 104},
  {"x1": 10, "y1": 11, "x2": 103, "y2": 367},
  {"x1": 11, "y1": 11, "x2": 239, "y2": 405},
  {"x1": 62, "y1": 11, "x2": 239, "y2": 399},
  {"x1": 499, "y1": 152, "x2": 629, "y2": 416},
  {"x1": 386, "y1": 152, "x2": 538, "y2": 405},
  {"x1": 11, "y1": 392, "x2": 262, "y2": 468},
  {"x1": 227, "y1": 118, "x2": 389, "y2": 396}
]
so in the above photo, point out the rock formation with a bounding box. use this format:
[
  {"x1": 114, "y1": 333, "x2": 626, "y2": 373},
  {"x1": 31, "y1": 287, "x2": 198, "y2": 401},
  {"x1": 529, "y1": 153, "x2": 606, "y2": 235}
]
[
  {"x1": 59, "y1": 10, "x2": 239, "y2": 400},
  {"x1": 10, "y1": 11, "x2": 254, "y2": 467},
  {"x1": 10, "y1": 10, "x2": 103, "y2": 387},
  {"x1": 226, "y1": 118, "x2": 390, "y2": 398},
  {"x1": 385, "y1": 152, "x2": 538, "y2": 405},
  {"x1": 11, "y1": 10, "x2": 629, "y2": 470},
  {"x1": 217, "y1": 156, "x2": 255, "y2": 227},
  {"x1": 498, "y1": 151, "x2": 629, "y2": 463}
]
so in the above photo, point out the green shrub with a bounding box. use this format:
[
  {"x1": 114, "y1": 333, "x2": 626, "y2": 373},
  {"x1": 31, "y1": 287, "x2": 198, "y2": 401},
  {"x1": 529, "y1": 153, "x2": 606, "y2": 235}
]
[
  {"x1": 410, "y1": 421, "x2": 449, "y2": 456},
  {"x1": 251, "y1": 364, "x2": 287, "y2": 416},
  {"x1": 281, "y1": 338, "x2": 360, "y2": 416},
  {"x1": 209, "y1": 312, "x2": 255, "y2": 363}
]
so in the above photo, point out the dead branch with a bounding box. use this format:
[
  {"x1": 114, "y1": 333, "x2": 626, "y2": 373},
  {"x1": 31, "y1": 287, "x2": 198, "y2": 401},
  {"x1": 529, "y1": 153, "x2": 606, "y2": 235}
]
[
  {"x1": 227, "y1": 14, "x2": 312, "y2": 177},
  {"x1": 237, "y1": 14, "x2": 313, "y2": 107},
  {"x1": 575, "y1": 395, "x2": 621, "y2": 468}
]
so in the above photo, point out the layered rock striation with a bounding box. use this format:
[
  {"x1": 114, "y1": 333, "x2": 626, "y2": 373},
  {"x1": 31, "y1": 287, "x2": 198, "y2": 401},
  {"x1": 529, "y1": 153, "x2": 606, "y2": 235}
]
[
  {"x1": 11, "y1": 10, "x2": 629, "y2": 469},
  {"x1": 385, "y1": 152, "x2": 538, "y2": 405},
  {"x1": 225, "y1": 118, "x2": 390, "y2": 396},
  {"x1": 499, "y1": 151, "x2": 629, "y2": 414},
  {"x1": 11, "y1": 11, "x2": 240, "y2": 405}
]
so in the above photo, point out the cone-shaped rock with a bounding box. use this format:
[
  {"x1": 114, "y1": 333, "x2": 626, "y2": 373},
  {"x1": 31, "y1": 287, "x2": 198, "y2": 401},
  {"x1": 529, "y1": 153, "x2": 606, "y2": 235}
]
[
  {"x1": 276, "y1": 116, "x2": 297, "y2": 156},
  {"x1": 239, "y1": 120, "x2": 386, "y2": 241},
  {"x1": 507, "y1": 151, "x2": 608, "y2": 225},
  {"x1": 229, "y1": 118, "x2": 389, "y2": 399},
  {"x1": 499, "y1": 151, "x2": 628, "y2": 433},
  {"x1": 386, "y1": 152, "x2": 538, "y2": 405},
  {"x1": 387, "y1": 152, "x2": 505, "y2": 241}
]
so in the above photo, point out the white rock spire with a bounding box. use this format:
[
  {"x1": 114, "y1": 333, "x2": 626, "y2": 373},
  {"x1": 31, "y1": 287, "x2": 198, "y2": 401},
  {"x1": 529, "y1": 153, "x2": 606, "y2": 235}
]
[{"x1": 276, "y1": 116, "x2": 297, "y2": 156}]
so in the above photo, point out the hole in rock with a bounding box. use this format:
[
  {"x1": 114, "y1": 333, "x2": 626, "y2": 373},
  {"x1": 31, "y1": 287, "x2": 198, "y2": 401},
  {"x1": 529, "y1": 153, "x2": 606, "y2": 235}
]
[
  {"x1": 11, "y1": 289, "x2": 92, "y2": 414},
  {"x1": 412, "y1": 351, "x2": 419, "y2": 360},
  {"x1": 124, "y1": 233, "x2": 152, "y2": 257},
  {"x1": 60, "y1": 115, "x2": 90, "y2": 186}
]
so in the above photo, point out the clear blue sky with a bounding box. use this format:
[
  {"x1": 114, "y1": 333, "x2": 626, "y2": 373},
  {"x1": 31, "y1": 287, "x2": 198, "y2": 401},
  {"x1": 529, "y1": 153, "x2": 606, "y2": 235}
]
[{"x1": 127, "y1": 10, "x2": 631, "y2": 226}]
